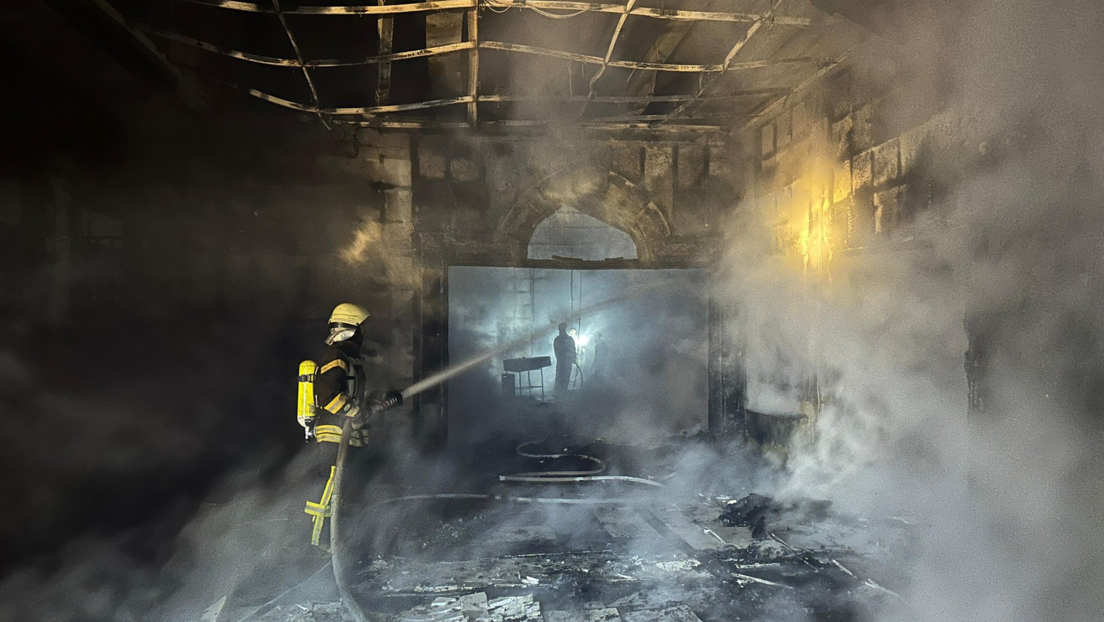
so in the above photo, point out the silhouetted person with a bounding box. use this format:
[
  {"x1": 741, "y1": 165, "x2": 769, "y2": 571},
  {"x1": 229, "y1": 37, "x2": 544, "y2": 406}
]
[
  {"x1": 591, "y1": 332, "x2": 608, "y2": 381},
  {"x1": 553, "y1": 322, "x2": 576, "y2": 399}
]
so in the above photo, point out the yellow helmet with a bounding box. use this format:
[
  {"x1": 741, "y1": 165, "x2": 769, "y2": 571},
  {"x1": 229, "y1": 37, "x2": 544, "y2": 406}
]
[
  {"x1": 329, "y1": 303, "x2": 370, "y2": 326},
  {"x1": 326, "y1": 303, "x2": 369, "y2": 345}
]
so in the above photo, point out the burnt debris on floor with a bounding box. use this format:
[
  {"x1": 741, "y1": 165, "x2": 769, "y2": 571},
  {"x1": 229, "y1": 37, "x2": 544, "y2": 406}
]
[{"x1": 229, "y1": 435, "x2": 916, "y2": 622}]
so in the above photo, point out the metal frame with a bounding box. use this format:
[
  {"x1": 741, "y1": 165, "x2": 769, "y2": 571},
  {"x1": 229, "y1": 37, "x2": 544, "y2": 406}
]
[{"x1": 128, "y1": 0, "x2": 848, "y2": 132}]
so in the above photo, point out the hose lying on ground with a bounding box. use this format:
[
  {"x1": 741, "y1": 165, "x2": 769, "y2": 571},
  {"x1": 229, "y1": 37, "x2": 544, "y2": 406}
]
[
  {"x1": 498, "y1": 474, "x2": 666, "y2": 487},
  {"x1": 327, "y1": 426, "x2": 663, "y2": 622},
  {"x1": 502, "y1": 435, "x2": 664, "y2": 488},
  {"x1": 330, "y1": 418, "x2": 370, "y2": 622}
]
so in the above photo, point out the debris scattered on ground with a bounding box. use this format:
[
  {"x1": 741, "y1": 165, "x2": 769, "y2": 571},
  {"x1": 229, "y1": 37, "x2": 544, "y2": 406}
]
[
  {"x1": 719, "y1": 494, "x2": 832, "y2": 539},
  {"x1": 544, "y1": 608, "x2": 620, "y2": 622},
  {"x1": 654, "y1": 559, "x2": 701, "y2": 572},
  {"x1": 227, "y1": 489, "x2": 915, "y2": 622},
  {"x1": 620, "y1": 605, "x2": 704, "y2": 621},
  {"x1": 252, "y1": 601, "x2": 353, "y2": 622},
  {"x1": 396, "y1": 592, "x2": 541, "y2": 621}
]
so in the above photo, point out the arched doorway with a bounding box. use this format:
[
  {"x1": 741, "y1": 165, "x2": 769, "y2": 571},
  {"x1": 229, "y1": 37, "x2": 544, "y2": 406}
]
[
  {"x1": 527, "y1": 207, "x2": 638, "y2": 261},
  {"x1": 494, "y1": 168, "x2": 671, "y2": 264},
  {"x1": 414, "y1": 168, "x2": 741, "y2": 450}
]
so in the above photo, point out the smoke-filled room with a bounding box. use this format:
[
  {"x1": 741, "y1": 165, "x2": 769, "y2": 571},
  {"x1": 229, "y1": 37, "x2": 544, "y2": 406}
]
[{"x1": 2, "y1": 1, "x2": 1103, "y2": 620}]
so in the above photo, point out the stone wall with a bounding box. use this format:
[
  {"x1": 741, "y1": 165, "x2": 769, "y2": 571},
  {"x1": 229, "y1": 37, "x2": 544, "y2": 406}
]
[
  {"x1": 407, "y1": 132, "x2": 735, "y2": 264},
  {"x1": 735, "y1": 60, "x2": 969, "y2": 439},
  {"x1": 745, "y1": 65, "x2": 966, "y2": 262},
  {"x1": 7, "y1": 128, "x2": 742, "y2": 447},
  {"x1": 399, "y1": 131, "x2": 740, "y2": 445}
]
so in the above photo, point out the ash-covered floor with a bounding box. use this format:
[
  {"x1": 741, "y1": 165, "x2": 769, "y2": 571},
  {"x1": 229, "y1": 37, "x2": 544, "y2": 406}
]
[{"x1": 218, "y1": 436, "x2": 918, "y2": 622}]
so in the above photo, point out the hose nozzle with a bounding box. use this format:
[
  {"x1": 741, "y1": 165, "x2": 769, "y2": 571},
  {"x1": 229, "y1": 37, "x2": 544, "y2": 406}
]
[{"x1": 366, "y1": 389, "x2": 403, "y2": 413}]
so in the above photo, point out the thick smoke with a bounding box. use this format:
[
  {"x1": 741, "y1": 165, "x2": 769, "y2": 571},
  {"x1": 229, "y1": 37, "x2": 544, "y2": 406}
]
[
  {"x1": 4, "y1": 0, "x2": 1103, "y2": 619},
  {"x1": 715, "y1": 1, "x2": 1104, "y2": 620},
  {"x1": 447, "y1": 267, "x2": 709, "y2": 448}
]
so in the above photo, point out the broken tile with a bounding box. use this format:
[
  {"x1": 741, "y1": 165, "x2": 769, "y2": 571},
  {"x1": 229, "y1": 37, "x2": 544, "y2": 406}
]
[{"x1": 620, "y1": 605, "x2": 704, "y2": 622}]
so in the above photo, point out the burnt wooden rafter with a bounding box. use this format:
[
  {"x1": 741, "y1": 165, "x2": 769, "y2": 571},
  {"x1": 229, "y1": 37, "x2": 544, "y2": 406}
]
[
  {"x1": 146, "y1": 27, "x2": 820, "y2": 73},
  {"x1": 661, "y1": 0, "x2": 786, "y2": 124},
  {"x1": 139, "y1": 0, "x2": 847, "y2": 132},
  {"x1": 270, "y1": 0, "x2": 325, "y2": 124},
  {"x1": 176, "y1": 0, "x2": 821, "y2": 25}
]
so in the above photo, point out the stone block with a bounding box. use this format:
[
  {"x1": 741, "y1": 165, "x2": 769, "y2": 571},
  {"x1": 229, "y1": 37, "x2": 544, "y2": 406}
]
[
  {"x1": 644, "y1": 144, "x2": 674, "y2": 212},
  {"x1": 792, "y1": 98, "x2": 812, "y2": 138},
  {"x1": 900, "y1": 125, "x2": 928, "y2": 177},
  {"x1": 354, "y1": 127, "x2": 381, "y2": 147},
  {"x1": 450, "y1": 157, "x2": 480, "y2": 182},
  {"x1": 364, "y1": 129, "x2": 408, "y2": 153},
  {"x1": 390, "y1": 287, "x2": 414, "y2": 322},
  {"x1": 761, "y1": 123, "x2": 776, "y2": 157},
  {"x1": 678, "y1": 144, "x2": 706, "y2": 190},
  {"x1": 708, "y1": 145, "x2": 734, "y2": 179},
  {"x1": 367, "y1": 156, "x2": 411, "y2": 187},
  {"x1": 608, "y1": 142, "x2": 642, "y2": 182},
  {"x1": 851, "y1": 191, "x2": 875, "y2": 240},
  {"x1": 833, "y1": 159, "x2": 852, "y2": 204},
  {"x1": 485, "y1": 151, "x2": 519, "y2": 195},
  {"x1": 851, "y1": 149, "x2": 873, "y2": 192},
  {"x1": 318, "y1": 154, "x2": 369, "y2": 180},
  {"x1": 872, "y1": 138, "x2": 900, "y2": 187},
  {"x1": 851, "y1": 103, "x2": 874, "y2": 152},
  {"x1": 776, "y1": 109, "x2": 793, "y2": 149},
  {"x1": 874, "y1": 185, "x2": 905, "y2": 234},
  {"x1": 831, "y1": 115, "x2": 853, "y2": 159},
  {"x1": 389, "y1": 327, "x2": 415, "y2": 381},
  {"x1": 384, "y1": 252, "x2": 416, "y2": 288},
  {"x1": 418, "y1": 137, "x2": 447, "y2": 180},
  {"x1": 382, "y1": 220, "x2": 414, "y2": 242},
  {"x1": 384, "y1": 188, "x2": 413, "y2": 223}
]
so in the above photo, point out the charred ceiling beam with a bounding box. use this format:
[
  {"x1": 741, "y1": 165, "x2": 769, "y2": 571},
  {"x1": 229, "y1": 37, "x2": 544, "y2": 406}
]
[
  {"x1": 478, "y1": 89, "x2": 789, "y2": 104},
  {"x1": 145, "y1": 28, "x2": 822, "y2": 72},
  {"x1": 141, "y1": 27, "x2": 474, "y2": 66},
  {"x1": 212, "y1": 79, "x2": 728, "y2": 132},
  {"x1": 270, "y1": 0, "x2": 325, "y2": 124},
  {"x1": 376, "y1": 1, "x2": 395, "y2": 104},
  {"x1": 480, "y1": 40, "x2": 818, "y2": 73},
  {"x1": 467, "y1": 7, "x2": 479, "y2": 127},
  {"x1": 178, "y1": 0, "x2": 822, "y2": 25},
  {"x1": 581, "y1": 0, "x2": 639, "y2": 115},
  {"x1": 219, "y1": 83, "x2": 781, "y2": 116},
  {"x1": 175, "y1": 0, "x2": 475, "y2": 14},
  {"x1": 737, "y1": 55, "x2": 849, "y2": 133},
  {"x1": 661, "y1": 0, "x2": 786, "y2": 123},
  {"x1": 333, "y1": 118, "x2": 722, "y2": 133},
  {"x1": 483, "y1": 1, "x2": 819, "y2": 26}
]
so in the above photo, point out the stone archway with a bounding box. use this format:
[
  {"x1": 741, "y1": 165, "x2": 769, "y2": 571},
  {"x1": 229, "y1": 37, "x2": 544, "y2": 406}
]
[{"x1": 494, "y1": 168, "x2": 672, "y2": 263}]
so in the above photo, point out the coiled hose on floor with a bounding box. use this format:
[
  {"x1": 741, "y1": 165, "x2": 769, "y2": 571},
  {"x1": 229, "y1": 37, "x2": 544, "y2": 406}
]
[
  {"x1": 329, "y1": 425, "x2": 665, "y2": 621},
  {"x1": 500, "y1": 436, "x2": 664, "y2": 488}
]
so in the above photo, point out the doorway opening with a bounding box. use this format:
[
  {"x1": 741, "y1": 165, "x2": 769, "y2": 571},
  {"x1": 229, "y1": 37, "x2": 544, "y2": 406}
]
[
  {"x1": 447, "y1": 266, "x2": 708, "y2": 448},
  {"x1": 527, "y1": 206, "x2": 638, "y2": 261}
]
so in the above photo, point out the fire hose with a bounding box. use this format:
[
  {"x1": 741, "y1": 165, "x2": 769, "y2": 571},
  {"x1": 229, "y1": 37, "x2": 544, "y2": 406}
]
[
  {"x1": 321, "y1": 284, "x2": 677, "y2": 620},
  {"x1": 329, "y1": 390, "x2": 402, "y2": 622},
  {"x1": 329, "y1": 419, "x2": 371, "y2": 622},
  {"x1": 499, "y1": 436, "x2": 665, "y2": 488}
]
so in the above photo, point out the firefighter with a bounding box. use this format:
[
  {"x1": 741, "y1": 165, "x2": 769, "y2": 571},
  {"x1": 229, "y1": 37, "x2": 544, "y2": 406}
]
[
  {"x1": 591, "y1": 332, "x2": 608, "y2": 381},
  {"x1": 300, "y1": 302, "x2": 400, "y2": 548},
  {"x1": 312, "y1": 303, "x2": 371, "y2": 444},
  {"x1": 553, "y1": 322, "x2": 576, "y2": 399}
]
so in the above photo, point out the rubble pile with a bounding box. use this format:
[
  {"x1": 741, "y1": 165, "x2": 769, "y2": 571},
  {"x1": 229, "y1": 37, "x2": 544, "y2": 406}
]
[
  {"x1": 719, "y1": 494, "x2": 832, "y2": 539},
  {"x1": 398, "y1": 593, "x2": 541, "y2": 622}
]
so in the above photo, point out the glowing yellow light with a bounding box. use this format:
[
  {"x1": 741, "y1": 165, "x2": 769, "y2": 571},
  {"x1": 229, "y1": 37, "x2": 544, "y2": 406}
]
[{"x1": 775, "y1": 153, "x2": 837, "y2": 280}]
